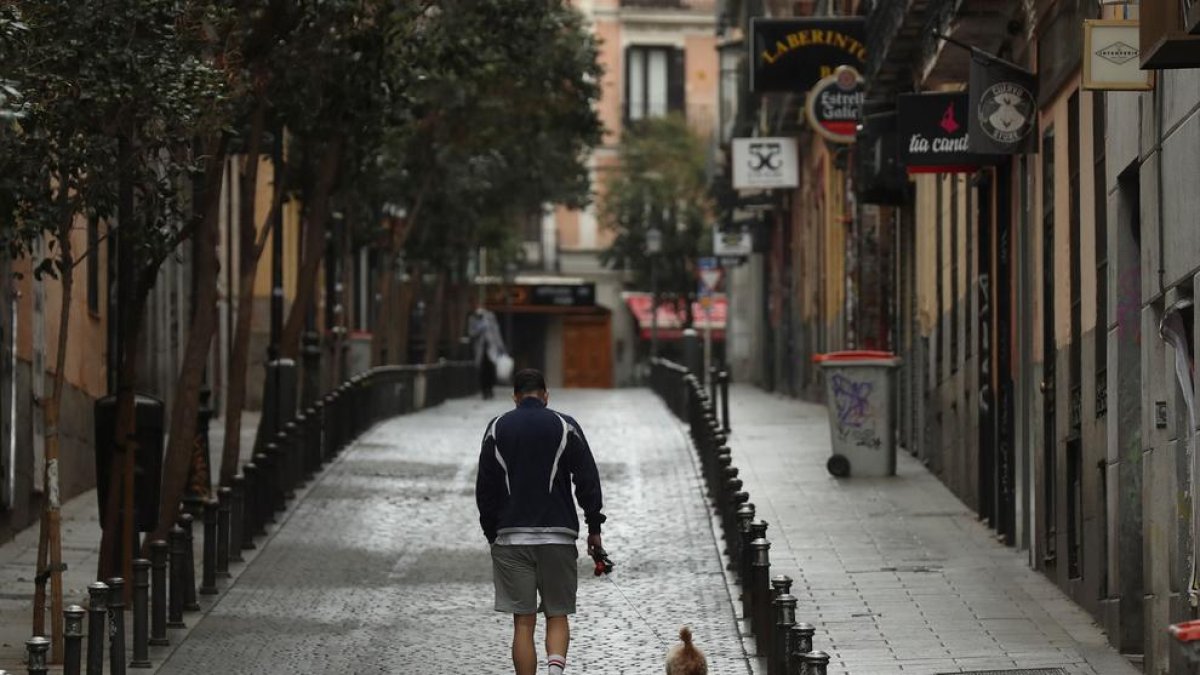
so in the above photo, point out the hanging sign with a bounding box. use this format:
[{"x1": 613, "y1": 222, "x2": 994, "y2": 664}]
[
  {"x1": 713, "y1": 226, "x2": 753, "y2": 258},
  {"x1": 968, "y1": 49, "x2": 1037, "y2": 155},
  {"x1": 749, "y1": 17, "x2": 866, "y2": 93},
  {"x1": 805, "y1": 66, "x2": 864, "y2": 144},
  {"x1": 1083, "y1": 20, "x2": 1154, "y2": 90},
  {"x1": 731, "y1": 137, "x2": 799, "y2": 190},
  {"x1": 898, "y1": 92, "x2": 999, "y2": 173}
]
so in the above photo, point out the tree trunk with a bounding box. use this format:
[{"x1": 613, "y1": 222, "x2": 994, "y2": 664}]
[
  {"x1": 219, "y1": 105, "x2": 269, "y2": 485},
  {"x1": 33, "y1": 206, "x2": 74, "y2": 660},
  {"x1": 279, "y1": 137, "x2": 343, "y2": 359},
  {"x1": 148, "y1": 136, "x2": 228, "y2": 547},
  {"x1": 423, "y1": 270, "x2": 447, "y2": 364}
]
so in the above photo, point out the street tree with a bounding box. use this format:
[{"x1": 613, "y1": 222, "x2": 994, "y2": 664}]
[
  {"x1": 0, "y1": 0, "x2": 232, "y2": 651},
  {"x1": 600, "y1": 114, "x2": 713, "y2": 327}
]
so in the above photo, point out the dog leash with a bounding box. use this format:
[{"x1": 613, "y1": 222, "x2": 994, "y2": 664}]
[{"x1": 592, "y1": 547, "x2": 669, "y2": 649}]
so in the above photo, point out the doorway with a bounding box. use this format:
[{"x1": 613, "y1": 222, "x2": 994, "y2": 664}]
[{"x1": 563, "y1": 314, "x2": 613, "y2": 389}]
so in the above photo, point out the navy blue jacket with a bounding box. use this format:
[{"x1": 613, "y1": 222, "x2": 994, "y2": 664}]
[{"x1": 475, "y1": 398, "x2": 605, "y2": 544}]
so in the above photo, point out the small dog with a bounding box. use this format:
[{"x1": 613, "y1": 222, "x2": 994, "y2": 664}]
[{"x1": 665, "y1": 626, "x2": 707, "y2": 674}]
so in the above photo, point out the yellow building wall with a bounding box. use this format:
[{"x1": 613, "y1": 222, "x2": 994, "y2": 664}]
[{"x1": 14, "y1": 218, "x2": 109, "y2": 399}]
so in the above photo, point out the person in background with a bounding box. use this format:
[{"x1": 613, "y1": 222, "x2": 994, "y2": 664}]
[{"x1": 469, "y1": 303, "x2": 506, "y2": 399}]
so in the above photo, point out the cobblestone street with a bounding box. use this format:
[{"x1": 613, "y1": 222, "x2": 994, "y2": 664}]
[{"x1": 155, "y1": 390, "x2": 751, "y2": 674}]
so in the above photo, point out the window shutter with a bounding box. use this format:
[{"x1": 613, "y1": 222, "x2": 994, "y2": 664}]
[{"x1": 668, "y1": 48, "x2": 686, "y2": 114}]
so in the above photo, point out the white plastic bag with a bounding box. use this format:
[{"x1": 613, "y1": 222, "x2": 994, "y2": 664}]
[{"x1": 494, "y1": 354, "x2": 515, "y2": 383}]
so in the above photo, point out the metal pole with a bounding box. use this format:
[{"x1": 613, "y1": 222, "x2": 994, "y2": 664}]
[
  {"x1": 24, "y1": 636, "x2": 49, "y2": 675},
  {"x1": 85, "y1": 582, "x2": 107, "y2": 675},
  {"x1": 178, "y1": 514, "x2": 200, "y2": 611},
  {"x1": 167, "y1": 526, "x2": 186, "y2": 629},
  {"x1": 217, "y1": 487, "x2": 232, "y2": 578},
  {"x1": 200, "y1": 500, "x2": 218, "y2": 595},
  {"x1": 106, "y1": 578, "x2": 126, "y2": 675},
  {"x1": 790, "y1": 622, "x2": 816, "y2": 674},
  {"x1": 800, "y1": 651, "x2": 830, "y2": 675},
  {"x1": 130, "y1": 560, "x2": 151, "y2": 668},
  {"x1": 720, "y1": 369, "x2": 731, "y2": 433},
  {"x1": 63, "y1": 605, "x2": 85, "y2": 675},
  {"x1": 149, "y1": 541, "x2": 168, "y2": 646},
  {"x1": 650, "y1": 263, "x2": 659, "y2": 359}
]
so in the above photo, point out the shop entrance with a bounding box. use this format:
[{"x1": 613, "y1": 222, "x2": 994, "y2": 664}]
[{"x1": 563, "y1": 315, "x2": 612, "y2": 389}]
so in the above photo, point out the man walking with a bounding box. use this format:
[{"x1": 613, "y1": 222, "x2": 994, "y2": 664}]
[
  {"x1": 476, "y1": 369, "x2": 606, "y2": 675},
  {"x1": 468, "y1": 303, "x2": 506, "y2": 399}
]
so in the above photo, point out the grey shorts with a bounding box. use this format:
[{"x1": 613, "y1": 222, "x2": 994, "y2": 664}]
[{"x1": 490, "y1": 544, "x2": 578, "y2": 616}]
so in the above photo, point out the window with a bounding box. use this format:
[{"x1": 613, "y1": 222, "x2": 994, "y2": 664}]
[
  {"x1": 1093, "y1": 93, "x2": 1108, "y2": 417},
  {"x1": 625, "y1": 46, "x2": 684, "y2": 122},
  {"x1": 1068, "y1": 91, "x2": 1082, "y2": 435},
  {"x1": 950, "y1": 176, "x2": 959, "y2": 373},
  {"x1": 87, "y1": 220, "x2": 99, "y2": 315}
]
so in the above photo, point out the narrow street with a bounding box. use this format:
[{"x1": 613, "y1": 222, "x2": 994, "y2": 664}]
[{"x1": 154, "y1": 390, "x2": 751, "y2": 673}]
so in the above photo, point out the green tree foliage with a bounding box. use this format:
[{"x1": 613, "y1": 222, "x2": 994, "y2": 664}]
[{"x1": 599, "y1": 114, "x2": 712, "y2": 324}]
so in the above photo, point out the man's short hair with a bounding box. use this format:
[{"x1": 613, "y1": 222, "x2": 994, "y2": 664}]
[{"x1": 513, "y1": 369, "x2": 547, "y2": 396}]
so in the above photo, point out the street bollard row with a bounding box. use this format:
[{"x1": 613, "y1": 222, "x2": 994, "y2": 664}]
[
  {"x1": 22, "y1": 361, "x2": 478, "y2": 675},
  {"x1": 648, "y1": 357, "x2": 830, "y2": 675}
]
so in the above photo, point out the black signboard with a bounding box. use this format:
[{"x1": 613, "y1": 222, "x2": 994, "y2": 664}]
[
  {"x1": 898, "y1": 92, "x2": 998, "y2": 172},
  {"x1": 854, "y1": 111, "x2": 908, "y2": 205},
  {"x1": 750, "y1": 17, "x2": 866, "y2": 93},
  {"x1": 968, "y1": 50, "x2": 1037, "y2": 155}
]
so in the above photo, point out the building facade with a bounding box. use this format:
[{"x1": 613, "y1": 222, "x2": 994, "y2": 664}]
[{"x1": 725, "y1": 0, "x2": 1200, "y2": 670}]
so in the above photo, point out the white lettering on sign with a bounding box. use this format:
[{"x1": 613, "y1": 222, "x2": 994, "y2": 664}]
[
  {"x1": 818, "y1": 89, "x2": 863, "y2": 120},
  {"x1": 907, "y1": 133, "x2": 970, "y2": 154}
]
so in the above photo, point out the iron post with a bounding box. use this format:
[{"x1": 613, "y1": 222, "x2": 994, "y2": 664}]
[
  {"x1": 106, "y1": 577, "x2": 126, "y2": 675},
  {"x1": 148, "y1": 541, "x2": 168, "y2": 646},
  {"x1": 63, "y1": 605, "x2": 85, "y2": 675}
]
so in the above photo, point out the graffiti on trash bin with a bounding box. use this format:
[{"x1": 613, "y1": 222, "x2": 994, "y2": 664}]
[{"x1": 831, "y1": 374, "x2": 881, "y2": 449}]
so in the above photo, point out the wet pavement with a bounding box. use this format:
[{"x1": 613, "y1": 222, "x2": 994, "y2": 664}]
[{"x1": 155, "y1": 390, "x2": 752, "y2": 674}]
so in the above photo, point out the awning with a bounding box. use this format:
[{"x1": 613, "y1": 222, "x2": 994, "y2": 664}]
[{"x1": 621, "y1": 292, "x2": 726, "y2": 341}]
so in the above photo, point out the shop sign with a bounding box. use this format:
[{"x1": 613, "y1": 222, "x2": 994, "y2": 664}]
[
  {"x1": 805, "y1": 66, "x2": 863, "y2": 144},
  {"x1": 968, "y1": 50, "x2": 1037, "y2": 155},
  {"x1": 898, "y1": 92, "x2": 998, "y2": 173},
  {"x1": 713, "y1": 226, "x2": 753, "y2": 258},
  {"x1": 731, "y1": 137, "x2": 799, "y2": 190},
  {"x1": 1083, "y1": 20, "x2": 1154, "y2": 90},
  {"x1": 485, "y1": 283, "x2": 595, "y2": 308},
  {"x1": 749, "y1": 17, "x2": 866, "y2": 93}
]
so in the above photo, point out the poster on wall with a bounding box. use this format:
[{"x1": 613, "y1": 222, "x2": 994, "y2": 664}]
[
  {"x1": 967, "y1": 49, "x2": 1037, "y2": 155},
  {"x1": 898, "y1": 92, "x2": 999, "y2": 172},
  {"x1": 749, "y1": 17, "x2": 866, "y2": 93},
  {"x1": 731, "y1": 137, "x2": 799, "y2": 190}
]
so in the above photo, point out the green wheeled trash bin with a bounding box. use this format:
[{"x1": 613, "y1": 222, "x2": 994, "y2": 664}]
[{"x1": 812, "y1": 351, "x2": 901, "y2": 478}]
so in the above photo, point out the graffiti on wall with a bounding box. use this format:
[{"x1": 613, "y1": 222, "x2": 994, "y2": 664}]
[{"x1": 831, "y1": 373, "x2": 881, "y2": 449}]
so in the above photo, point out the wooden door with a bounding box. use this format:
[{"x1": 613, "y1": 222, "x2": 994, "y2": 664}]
[{"x1": 562, "y1": 315, "x2": 612, "y2": 389}]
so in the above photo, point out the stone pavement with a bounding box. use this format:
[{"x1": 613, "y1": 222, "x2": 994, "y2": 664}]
[
  {"x1": 724, "y1": 384, "x2": 1139, "y2": 675},
  {"x1": 154, "y1": 390, "x2": 751, "y2": 674}
]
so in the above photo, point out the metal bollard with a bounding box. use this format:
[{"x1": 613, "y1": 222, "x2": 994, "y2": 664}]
[
  {"x1": 200, "y1": 499, "x2": 218, "y2": 595},
  {"x1": 723, "y1": 477, "x2": 742, "y2": 551},
  {"x1": 736, "y1": 504, "x2": 755, "y2": 581},
  {"x1": 291, "y1": 415, "x2": 307, "y2": 486},
  {"x1": 772, "y1": 590, "x2": 797, "y2": 675},
  {"x1": 799, "y1": 650, "x2": 830, "y2": 675},
  {"x1": 217, "y1": 487, "x2": 232, "y2": 577},
  {"x1": 709, "y1": 365, "x2": 718, "y2": 405},
  {"x1": 64, "y1": 605, "x2": 85, "y2": 675},
  {"x1": 106, "y1": 577, "x2": 126, "y2": 675},
  {"x1": 254, "y1": 451, "x2": 276, "y2": 524},
  {"x1": 713, "y1": 451, "x2": 731, "y2": 501},
  {"x1": 789, "y1": 623, "x2": 816, "y2": 674},
  {"x1": 25, "y1": 636, "x2": 49, "y2": 675},
  {"x1": 167, "y1": 525, "x2": 187, "y2": 629},
  {"x1": 240, "y1": 464, "x2": 264, "y2": 541},
  {"x1": 178, "y1": 514, "x2": 200, "y2": 611},
  {"x1": 283, "y1": 421, "x2": 300, "y2": 495},
  {"x1": 149, "y1": 540, "x2": 169, "y2": 646},
  {"x1": 719, "y1": 369, "x2": 731, "y2": 433},
  {"x1": 130, "y1": 559, "x2": 151, "y2": 668},
  {"x1": 86, "y1": 582, "x2": 107, "y2": 675},
  {"x1": 750, "y1": 530, "x2": 772, "y2": 656},
  {"x1": 230, "y1": 474, "x2": 249, "y2": 556}
]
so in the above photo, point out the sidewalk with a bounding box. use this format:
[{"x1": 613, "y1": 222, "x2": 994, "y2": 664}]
[
  {"x1": 725, "y1": 384, "x2": 1138, "y2": 675},
  {"x1": 0, "y1": 411, "x2": 259, "y2": 672}
]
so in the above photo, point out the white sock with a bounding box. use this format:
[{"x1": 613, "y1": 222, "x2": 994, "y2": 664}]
[{"x1": 547, "y1": 654, "x2": 566, "y2": 674}]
